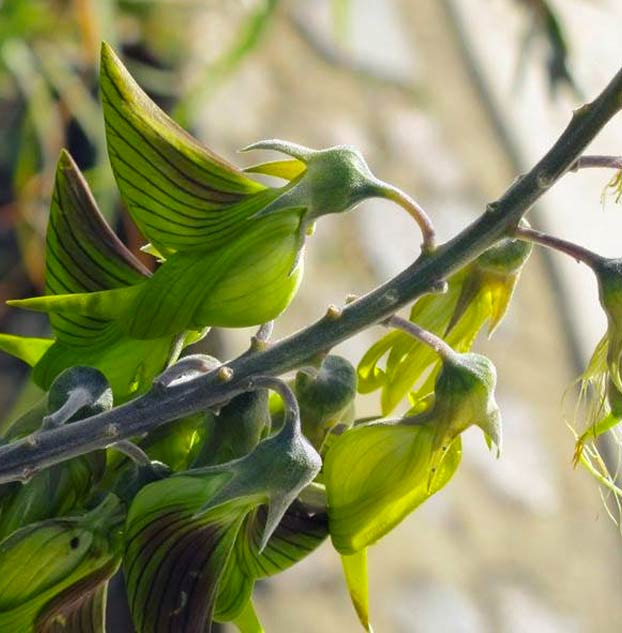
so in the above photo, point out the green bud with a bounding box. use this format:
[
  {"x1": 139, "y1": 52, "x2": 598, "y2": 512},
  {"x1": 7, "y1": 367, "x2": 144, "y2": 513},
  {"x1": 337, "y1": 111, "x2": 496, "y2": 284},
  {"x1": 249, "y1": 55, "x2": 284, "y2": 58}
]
[
  {"x1": 431, "y1": 352, "x2": 502, "y2": 458},
  {"x1": 595, "y1": 258, "x2": 622, "y2": 393},
  {"x1": 295, "y1": 355, "x2": 357, "y2": 449},
  {"x1": 47, "y1": 366, "x2": 113, "y2": 420},
  {"x1": 243, "y1": 140, "x2": 389, "y2": 223},
  {"x1": 113, "y1": 460, "x2": 171, "y2": 507},
  {"x1": 0, "y1": 368, "x2": 111, "y2": 538},
  {"x1": 197, "y1": 390, "x2": 270, "y2": 466}
]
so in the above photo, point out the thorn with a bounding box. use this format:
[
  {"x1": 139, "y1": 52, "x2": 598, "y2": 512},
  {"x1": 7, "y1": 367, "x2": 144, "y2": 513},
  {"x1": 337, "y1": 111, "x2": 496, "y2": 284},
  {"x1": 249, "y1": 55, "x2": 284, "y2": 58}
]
[
  {"x1": 536, "y1": 171, "x2": 552, "y2": 189},
  {"x1": 345, "y1": 293, "x2": 358, "y2": 304},
  {"x1": 20, "y1": 466, "x2": 37, "y2": 483},
  {"x1": 381, "y1": 289, "x2": 399, "y2": 306}
]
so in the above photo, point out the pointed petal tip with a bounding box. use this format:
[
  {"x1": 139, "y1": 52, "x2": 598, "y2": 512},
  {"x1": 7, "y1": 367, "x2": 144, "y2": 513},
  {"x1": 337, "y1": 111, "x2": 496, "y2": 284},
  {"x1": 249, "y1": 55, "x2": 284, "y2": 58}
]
[
  {"x1": 100, "y1": 41, "x2": 116, "y2": 63},
  {"x1": 58, "y1": 148, "x2": 74, "y2": 168}
]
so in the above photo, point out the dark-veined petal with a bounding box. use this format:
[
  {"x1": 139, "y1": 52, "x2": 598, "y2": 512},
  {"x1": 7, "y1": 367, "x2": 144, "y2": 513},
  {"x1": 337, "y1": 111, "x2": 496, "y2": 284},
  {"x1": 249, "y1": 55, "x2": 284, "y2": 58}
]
[
  {"x1": 0, "y1": 495, "x2": 123, "y2": 632},
  {"x1": 100, "y1": 42, "x2": 269, "y2": 255},
  {"x1": 124, "y1": 411, "x2": 321, "y2": 632}
]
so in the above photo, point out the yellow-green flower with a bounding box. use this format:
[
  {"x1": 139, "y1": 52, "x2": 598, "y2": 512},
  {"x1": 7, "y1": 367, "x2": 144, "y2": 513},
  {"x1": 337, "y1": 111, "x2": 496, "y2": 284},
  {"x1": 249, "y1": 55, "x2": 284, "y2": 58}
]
[
  {"x1": 325, "y1": 351, "x2": 501, "y2": 629},
  {"x1": 358, "y1": 237, "x2": 531, "y2": 414},
  {"x1": 573, "y1": 258, "x2": 622, "y2": 500}
]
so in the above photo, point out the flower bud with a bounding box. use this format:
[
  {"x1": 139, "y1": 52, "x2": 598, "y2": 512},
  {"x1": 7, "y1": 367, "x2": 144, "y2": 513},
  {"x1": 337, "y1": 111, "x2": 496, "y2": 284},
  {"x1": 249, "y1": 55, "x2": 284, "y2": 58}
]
[
  {"x1": 431, "y1": 352, "x2": 502, "y2": 458},
  {"x1": 0, "y1": 367, "x2": 111, "y2": 538},
  {"x1": 295, "y1": 355, "x2": 357, "y2": 450},
  {"x1": 197, "y1": 390, "x2": 270, "y2": 466}
]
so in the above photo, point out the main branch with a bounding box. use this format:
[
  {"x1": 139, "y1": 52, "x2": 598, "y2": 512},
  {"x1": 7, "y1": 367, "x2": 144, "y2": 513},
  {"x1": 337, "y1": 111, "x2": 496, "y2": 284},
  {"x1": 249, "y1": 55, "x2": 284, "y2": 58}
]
[{"x1": 1, "y1": 67, "x2": 622, "y2": 484}]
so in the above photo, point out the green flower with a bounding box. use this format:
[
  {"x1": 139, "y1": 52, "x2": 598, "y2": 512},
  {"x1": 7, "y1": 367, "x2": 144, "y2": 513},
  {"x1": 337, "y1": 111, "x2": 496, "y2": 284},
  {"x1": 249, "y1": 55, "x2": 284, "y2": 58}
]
[
  {"x1": 358, "y1": 237, "x2": 531, "y2": 414},
  {"x1": 7, "y1": 43, "x2": 434, "y2": 343},
  {"x1": 325, "y1": 352, "x2": 500, "y2": 629},
  {"x1": 573, "y1": 258, "x2": 622, "y2": 496},
  {"x1": 123, "y1": 397, "x2": 322, "y2": 632},
  {"x1": 0, "y1": 495, "x2": 124, "y2": 632},
  {"x1": 0, "y1": 151, "x2": 191, "y2": 402}
]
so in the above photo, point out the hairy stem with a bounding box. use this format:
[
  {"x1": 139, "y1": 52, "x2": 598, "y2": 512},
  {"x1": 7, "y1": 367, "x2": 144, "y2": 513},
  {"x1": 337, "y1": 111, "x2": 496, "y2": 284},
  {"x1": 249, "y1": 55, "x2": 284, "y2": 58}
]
[{"x1": 1, "y1": 66, "x2": 622, "y2": 484}]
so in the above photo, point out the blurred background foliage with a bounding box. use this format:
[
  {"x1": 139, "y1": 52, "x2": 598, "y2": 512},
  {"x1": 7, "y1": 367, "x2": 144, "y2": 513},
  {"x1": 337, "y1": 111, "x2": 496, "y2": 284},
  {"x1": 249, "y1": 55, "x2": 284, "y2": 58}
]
[{"x1": 1, "y1": 1, "x2": 621, "y2": 631}]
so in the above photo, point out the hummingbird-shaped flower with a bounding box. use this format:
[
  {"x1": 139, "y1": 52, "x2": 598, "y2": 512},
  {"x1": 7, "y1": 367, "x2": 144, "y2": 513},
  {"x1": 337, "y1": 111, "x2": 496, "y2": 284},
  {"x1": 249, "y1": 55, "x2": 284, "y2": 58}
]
[
  {"x1": 123, "y1": 379, "x2": 325, "y2": 632},
  {"x1": 325, "y1": 348, "x2": 501, "y2": 630},
  {"x1": 6, "y1": 43, "x2": 435, "y2": 345},
  {"x1": 0, "y1": 150, "x2": 191, "y2": 403}
]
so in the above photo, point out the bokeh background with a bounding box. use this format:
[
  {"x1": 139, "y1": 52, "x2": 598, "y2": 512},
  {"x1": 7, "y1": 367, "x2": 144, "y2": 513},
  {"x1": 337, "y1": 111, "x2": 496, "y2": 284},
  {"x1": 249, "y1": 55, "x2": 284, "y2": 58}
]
[{"x1": 0, "y1": 1, "x2": 621, "y2": 631}]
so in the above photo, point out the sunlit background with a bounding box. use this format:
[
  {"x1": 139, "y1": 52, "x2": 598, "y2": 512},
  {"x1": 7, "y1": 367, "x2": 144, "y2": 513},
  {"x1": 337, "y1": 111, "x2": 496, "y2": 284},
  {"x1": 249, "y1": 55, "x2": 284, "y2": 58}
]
[{"x1": 0, "y1": 1, "x2": 621, "y2": 631}]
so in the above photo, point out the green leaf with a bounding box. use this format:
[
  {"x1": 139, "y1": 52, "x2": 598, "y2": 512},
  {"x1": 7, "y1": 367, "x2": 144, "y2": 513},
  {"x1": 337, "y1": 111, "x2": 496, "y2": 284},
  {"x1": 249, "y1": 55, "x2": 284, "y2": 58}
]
[{"x1": 100, "y1": 42, "x2": 267, "y2": 256}]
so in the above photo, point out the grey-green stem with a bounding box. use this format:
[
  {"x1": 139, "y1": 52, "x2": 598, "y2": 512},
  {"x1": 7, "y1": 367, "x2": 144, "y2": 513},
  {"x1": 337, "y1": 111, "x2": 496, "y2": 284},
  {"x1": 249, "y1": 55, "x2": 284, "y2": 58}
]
[{"x1": 0, "y1": 65, "x2": 621, "y2": 484}]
